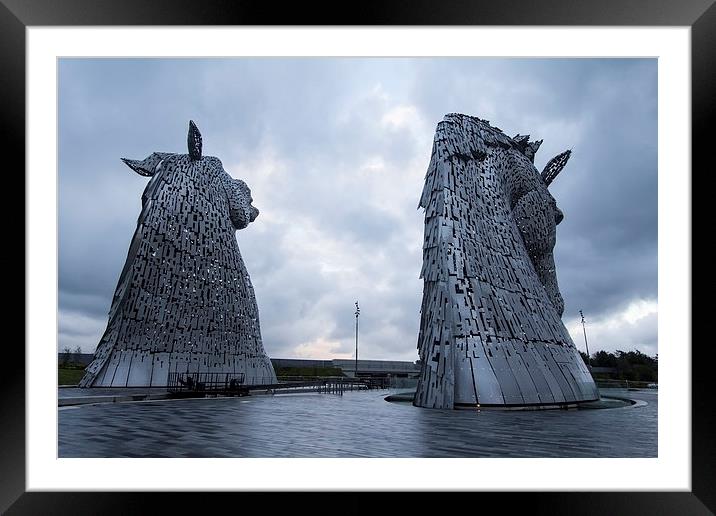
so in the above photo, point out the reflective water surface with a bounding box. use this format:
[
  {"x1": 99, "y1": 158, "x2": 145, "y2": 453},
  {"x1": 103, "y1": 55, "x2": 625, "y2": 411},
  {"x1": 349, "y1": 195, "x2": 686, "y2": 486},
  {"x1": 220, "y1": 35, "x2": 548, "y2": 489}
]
[{"x1": 58, "y1": 388, "x2": 656, "y2": 458}]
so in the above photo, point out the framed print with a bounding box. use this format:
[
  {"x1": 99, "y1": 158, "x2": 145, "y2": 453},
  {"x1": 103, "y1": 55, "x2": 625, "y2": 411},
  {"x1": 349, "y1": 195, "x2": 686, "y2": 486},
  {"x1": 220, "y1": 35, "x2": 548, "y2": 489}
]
[{"x1": 5, "y1": 0, "x2": 713, "y2": 513}]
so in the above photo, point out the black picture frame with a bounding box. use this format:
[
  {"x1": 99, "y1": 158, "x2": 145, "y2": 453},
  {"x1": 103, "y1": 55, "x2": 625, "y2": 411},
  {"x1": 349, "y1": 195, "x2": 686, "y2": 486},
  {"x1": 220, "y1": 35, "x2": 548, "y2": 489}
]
[{"x1": 5, "y1": 0, "x2": 711, "y2": 513}]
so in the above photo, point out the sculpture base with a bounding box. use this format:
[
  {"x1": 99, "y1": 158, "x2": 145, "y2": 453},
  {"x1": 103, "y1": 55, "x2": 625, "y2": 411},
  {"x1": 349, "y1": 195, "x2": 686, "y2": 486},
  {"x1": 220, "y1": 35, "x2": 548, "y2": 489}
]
[
  {"x1": 82, "y1": 350, "x2": 276, "y2": 387},
  {"x1": 453, "y1": 398, "x2": 599, "y2": 411}
]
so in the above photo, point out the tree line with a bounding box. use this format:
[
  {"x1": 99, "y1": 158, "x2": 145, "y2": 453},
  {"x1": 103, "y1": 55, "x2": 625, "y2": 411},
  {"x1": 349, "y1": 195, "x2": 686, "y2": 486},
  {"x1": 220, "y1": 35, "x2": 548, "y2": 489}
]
[
  {"x1": 579, "y1": 349, "x2": 658, "y2": 382},
  {"x1": 59, "y1": 346, "x2": 84, "y2": 369}
]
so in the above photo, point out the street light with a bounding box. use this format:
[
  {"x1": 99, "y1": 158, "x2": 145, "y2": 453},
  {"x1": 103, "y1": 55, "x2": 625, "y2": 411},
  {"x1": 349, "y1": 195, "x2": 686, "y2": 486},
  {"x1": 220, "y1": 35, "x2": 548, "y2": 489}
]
[
  {"x1": 579, "y1": 309, "x2": 591, "y2": 368},
  {"x1": 354, "y1": 301, "x2": 360, "y2": 378}
]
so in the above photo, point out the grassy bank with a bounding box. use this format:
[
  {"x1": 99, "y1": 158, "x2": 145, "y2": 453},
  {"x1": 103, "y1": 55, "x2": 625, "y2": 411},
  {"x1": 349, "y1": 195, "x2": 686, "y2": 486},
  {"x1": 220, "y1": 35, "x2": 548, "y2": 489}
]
[
  {"x1": 274, "y1": 366, "x2": 344, "y2": 377},
  {"x1": 59, "y1": 367, "x2": 85, "y2": 385},
  {"x1": 59, "y1": 366, "x2": 344, "y2": 385}
]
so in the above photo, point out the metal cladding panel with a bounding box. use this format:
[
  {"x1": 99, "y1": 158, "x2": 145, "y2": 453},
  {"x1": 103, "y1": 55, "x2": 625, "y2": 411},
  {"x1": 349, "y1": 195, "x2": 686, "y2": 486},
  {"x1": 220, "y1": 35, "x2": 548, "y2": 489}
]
[
  {"x1": 587, "y1": 381, "x2": 600, "y2": 400},
  {"x1": 550, "y1": 345, "x2": 587, "y2": 401},
  {"x1": 150, "y1": 353, "x2": 169, "y2": 387},
  {"x1": 126, "y1": 352, "x2": 152, "y2": 386},
  {"x1": 93, "y1": 354, "x2": 113, "y2": 387},
  {"x1": 415, "y1": 114, "x2": 598, "y2": 408},
  {"x1": 472, "y1": 347, "x2": 505, "y2": 405},
  {"x1": 96, "y1": 350, "x2": 122, "y2": 387},
  {"x1": 525, "y1": 343, "x2": 563, "y2": 403},
  {"x1": 454, "y1": 354, "x2": 478, "y2": 405},
  {"x1": 484, "y1": 342, "x2": 524, "y2": 405},
  {"x1": 541, "y1": 347, "x2": 578, "y2": 402},
  {"x1": 513, "y1": 343, "x2": 554, "y2": 404},
  {"x1": 504, "y1": 342, "x2": 541, "y2": 404},
  {"x1": 575, "y1": 353, "x2": 593, "y2": 377},
  {"x1": 110, "y1": 351, "x2": 131, "y2": 387},
  {"x1": 169, "y1": 352, "x2": 190, "y2": 373},
  {"x1": 569, "y1": 354, "x2": 600, "y2": 399},
  {"x1": 557, "y1": 362, "x2": 583, "y2": 400},
  {"x1": 566, "y1": 361, "x2": 599, "y2": 400},
  {"x1": 80, "y1": 122, "x2": 277, "y2": 388}
]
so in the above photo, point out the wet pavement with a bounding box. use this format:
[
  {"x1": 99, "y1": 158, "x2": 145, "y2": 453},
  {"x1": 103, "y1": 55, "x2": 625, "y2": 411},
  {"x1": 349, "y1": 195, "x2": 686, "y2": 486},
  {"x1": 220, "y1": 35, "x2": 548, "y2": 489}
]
[
  {"x1": 58, "y1": 388, "x2": 657, "y2": 458},
  {"x1": 58, "y1": 387, "x2": 170, "y2": 398}
]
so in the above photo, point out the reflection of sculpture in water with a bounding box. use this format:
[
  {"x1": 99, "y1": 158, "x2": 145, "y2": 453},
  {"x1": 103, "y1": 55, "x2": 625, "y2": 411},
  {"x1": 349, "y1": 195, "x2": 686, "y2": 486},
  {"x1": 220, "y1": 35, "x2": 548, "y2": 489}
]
[
  {"x1": 414, "y1": 113, "x2": 598, "y2": 409},
  {"x1": 80, "y1": 121, "x2": 277, "y2": 387}
]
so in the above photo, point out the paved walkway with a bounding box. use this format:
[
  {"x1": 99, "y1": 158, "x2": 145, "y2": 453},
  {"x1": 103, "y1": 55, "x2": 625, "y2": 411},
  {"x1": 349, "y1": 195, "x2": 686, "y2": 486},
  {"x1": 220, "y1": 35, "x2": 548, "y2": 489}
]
[
  {"x1": 58, "y1": 387, "x2": 171, "y2": 406},
  {"x1": 58, "y1": 388, "x2": 657, "y2": 458}
]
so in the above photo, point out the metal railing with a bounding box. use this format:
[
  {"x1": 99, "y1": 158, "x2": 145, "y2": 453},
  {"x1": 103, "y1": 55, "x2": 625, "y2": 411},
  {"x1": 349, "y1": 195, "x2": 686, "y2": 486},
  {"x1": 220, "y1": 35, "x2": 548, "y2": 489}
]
[
  {"x1": 595, "y1": 378, "x2": 658, "y2": 390},
  {"x1": 275, "y1": 375, "x2": 396, "y2": 390},
  {"x1": 167, "y1": 372, "x2": 246, "y2": 393},
  {"x1": 166, "y1": 373, "x2": 409, "y2": 397}
]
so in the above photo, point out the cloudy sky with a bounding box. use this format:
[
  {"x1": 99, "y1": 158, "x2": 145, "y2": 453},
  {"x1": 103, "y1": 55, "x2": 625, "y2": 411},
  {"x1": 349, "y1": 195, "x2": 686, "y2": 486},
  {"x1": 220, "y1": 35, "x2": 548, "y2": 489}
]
[{"x1": 58, "y1": 58, "x2": 657, "y2": 361}]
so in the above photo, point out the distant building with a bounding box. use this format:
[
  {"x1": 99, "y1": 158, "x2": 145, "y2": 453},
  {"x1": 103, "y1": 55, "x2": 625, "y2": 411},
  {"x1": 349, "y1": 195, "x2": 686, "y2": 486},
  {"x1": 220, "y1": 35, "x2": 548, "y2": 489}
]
[
  {"x1": 60, "y1": 354, "x2": 422, "y2": 378},
  {"x1": 271, "y1": 358, "x2": 421, "y2": 378}
]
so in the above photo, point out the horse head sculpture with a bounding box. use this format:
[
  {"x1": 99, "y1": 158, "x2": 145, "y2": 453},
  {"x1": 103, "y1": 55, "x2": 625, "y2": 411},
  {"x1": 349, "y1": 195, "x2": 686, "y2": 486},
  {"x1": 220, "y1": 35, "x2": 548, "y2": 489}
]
[
  {"x1": 414, "y1": 113, "x2": 597, "y2": 409},
  {"x1": 80, "y1": 121, "x2": 276, "y2": 387}
]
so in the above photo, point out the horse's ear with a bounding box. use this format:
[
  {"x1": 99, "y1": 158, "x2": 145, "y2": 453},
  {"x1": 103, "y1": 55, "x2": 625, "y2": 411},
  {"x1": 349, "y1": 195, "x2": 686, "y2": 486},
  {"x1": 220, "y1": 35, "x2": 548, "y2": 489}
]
[
  {"x1": 525, "y1": 139, "x2": 542, "y2": 162},
  {"x1": 121, "y1": 152, "x2": 172, "y2": 176},
  {"x1": 513, "y1": 134, "x2": 542, "y2": 162},
  {"x1": 188, "y1": 120, "x2": 202, "y2": 160},
  {"x1": 541, "y1": 149, "x2": 572, "y2": 186}
]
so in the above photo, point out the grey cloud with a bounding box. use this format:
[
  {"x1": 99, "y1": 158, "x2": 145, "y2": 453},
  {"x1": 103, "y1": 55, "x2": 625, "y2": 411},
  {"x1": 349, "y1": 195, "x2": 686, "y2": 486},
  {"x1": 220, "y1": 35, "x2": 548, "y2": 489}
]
[{"x1": 58, "y1": 58, "x2": 657, "y2": 357}]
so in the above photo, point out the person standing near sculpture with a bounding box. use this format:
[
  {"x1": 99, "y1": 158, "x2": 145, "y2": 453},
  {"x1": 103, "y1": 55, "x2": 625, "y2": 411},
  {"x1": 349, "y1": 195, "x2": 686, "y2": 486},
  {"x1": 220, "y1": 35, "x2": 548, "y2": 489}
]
[{"x1": 80, "y1": 121, "x2": 277, "y2": 387}]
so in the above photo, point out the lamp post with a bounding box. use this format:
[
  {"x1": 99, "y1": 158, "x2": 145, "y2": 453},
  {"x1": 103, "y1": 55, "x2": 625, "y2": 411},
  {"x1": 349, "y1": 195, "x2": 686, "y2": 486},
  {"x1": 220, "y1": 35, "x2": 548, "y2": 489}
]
[
  {"x1": 579, "y1": 309, "x2": 591, "y2": 368},
  {"x1": 354, "y1": 301, "x2": 360, "y2": 378}
]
